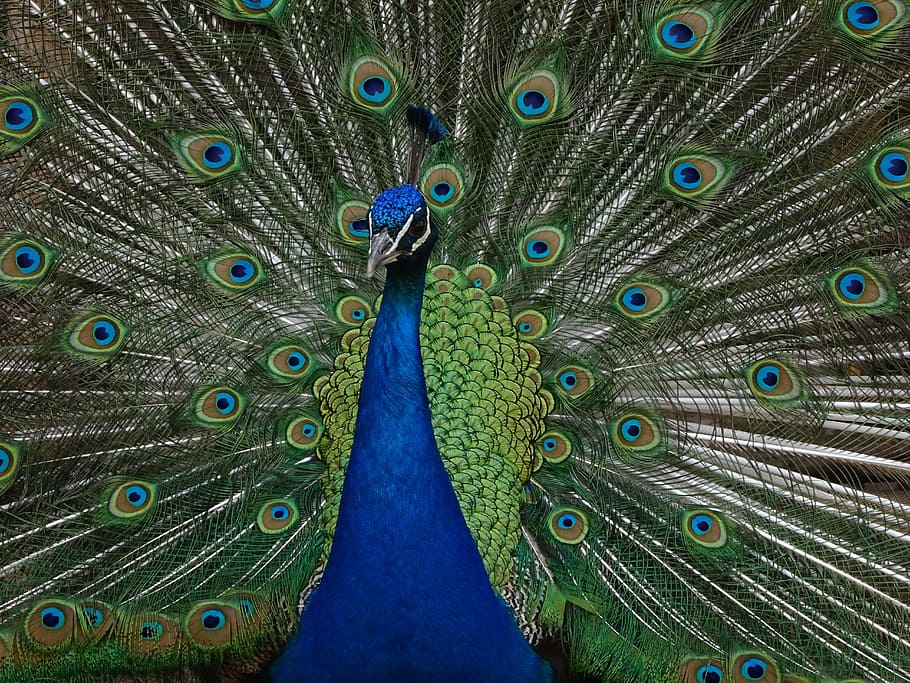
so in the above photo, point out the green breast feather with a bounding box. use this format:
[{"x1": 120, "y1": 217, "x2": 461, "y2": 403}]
[{"x1": 316, "y1": 264, "x2": 553, "y2": 587}]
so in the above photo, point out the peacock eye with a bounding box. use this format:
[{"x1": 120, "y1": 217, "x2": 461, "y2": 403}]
[
  {"x1": 840, "y1": 0, "x2": 906, "y2": 38},
  {"x1": 548, "y1": 507, "x2": 589, "y2": 544},
  {"x1": 537, "y1": 431, "x2": 572, "y2": 463},
  {"x1": 508, "y1": 70, "x2": 560, "y2": 125},
  {"x1": 696, "y1": 664, "x2": 723, "y2": 683},
  {"x1": 174, "y1": 133, "x2": 242, "y2": 180},
  {"x1": 257, "y1": 499, "x2": 299, "y2": 533},
  {"x1": 730, "y1": 652, "x2": 777, "y2": 683},
  {"x1": 349, "y1": 56, "x2": 398, "y2": 112},
  {"x1": 681, "y1": 509, "x2": 728, "y2": 549}
]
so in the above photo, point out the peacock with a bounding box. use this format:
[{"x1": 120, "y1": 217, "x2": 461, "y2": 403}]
[{"x1": 1, "y1": 0, "x2": 910, "y2": 681}]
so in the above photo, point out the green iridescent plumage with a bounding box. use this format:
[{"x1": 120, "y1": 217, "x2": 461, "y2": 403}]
[{"x1": 1, "y1": 0, "x2": 910, "y2": 681}]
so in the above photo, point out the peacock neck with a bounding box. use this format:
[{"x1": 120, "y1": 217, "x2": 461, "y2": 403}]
[{"x1": 278, "y1": 256, "x2": 551, "y2": 681}]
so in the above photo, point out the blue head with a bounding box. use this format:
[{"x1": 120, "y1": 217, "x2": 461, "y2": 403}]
[{"x1": 366, "y1": 184, "x2": 435, "y2": 277}]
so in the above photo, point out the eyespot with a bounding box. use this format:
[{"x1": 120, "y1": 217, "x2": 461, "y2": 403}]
[
  {"x1": 223, "y1": 0, "x2": 286, "y2": 20},
  {"x1": 679, "y1": 659, "x2": 726, "y2": 683},
  {"x1": 509, "y1": 70, "x2": 560, "y2": 125},
  {"x1": 731, "y1": 652, "x2": 778, "y2": 683},
  {"x1": 554, "y1": 366, "x2": 593, "y2": 399},
  {"x1": 681, "y1": 509, "x2": 728, "y2": 549},
  {"x1": 204, "y1": 253, "x2": 264, "y2": 291},
  {"x1": 520, "y1": 227, "x2": 566, "y2": 266},
  {"x1": 839, "y1": 1, "x2": 906, "y2": 37},
  {"x1": 122, "y1": 613, "x2": 181, "y2": 655},
  {"x1": 513, "y1": 310, "x2": 548, "y2": 340},
  {"x1": 830, "y1": 267, "x2": 890, "y2": 308},
  {"x1": 335, "y1": 295, "x2": 372, "y2": 325},
  {"x1": 548, "y1": 507, "x2": 588, "y2": 544},
  {"x1": 421, "y1": 164, "x2": 464, "y2": 213},
  {"x1": 871, "y1": 146, "x2": 910, "y2": 193},
  {"x1": 463, "y1": 264, "x2": 498, "y2": 291},
  {"x1": 615, "y1": 282, "x2": 671, "y2": 319},
  {"x1": 0, "y1": 237, "x2": 54, "y2": 285},
  {"x1": 337, "y1": 200, "x2": 371, "y2": 244},
  {"x1": 537, "y1": 431, "x2": 572, "y2": 464},
  {"x1": 349, "y1": 56, "x2": 398, "y2": 112},
  {"x1": 26, "y1": 601, "x2": 77, "y2": 648},
  {"x1": 285, "y1": 415, "x2": 323, "y2": 451},
  {"x1": 173, "y1": 133, "x2": 242, "y2": 180},
  {"x1": 257, "y1": 499, "x2": 299, "y2": 534},
  {"x1": 653, "y1": 9, "x2": 715, "y2": 58},
  {"x1": 745, "y1": 359, "x2": 802, "y2": 403},
  {"x1": 193, "y1": 386, "x2": 246, "y2": 425},
  {"x1": 108, "y1": 480, "x2": 157, "y2": 520},
  {"x1": 265, "y1": 344, "x2": 313, "y2": 380},
  {"x1": 0, "y1": 441, "x2": 20, "y2": 493},
  {"x1": 698, "y1": 665, "x2": 724, "y2": 683},
  {"x1": 0, "y1": 92, "x2": 45, "y2": 149},
  {"x1": 610, "y1": 413, "x2": 664, "y2": 456},
  {"x1": 78, "y1": 602, "x2": 113, "y2": 640},
  {"x1": 66, "y1": 314, "x2": 128, "y2": 358},
  {"x1": 666, "y1": 155, "x2": 727, "y2": 199},
  {"x1": 186, "y1": 602, "x2": 243, "y2": 647}
]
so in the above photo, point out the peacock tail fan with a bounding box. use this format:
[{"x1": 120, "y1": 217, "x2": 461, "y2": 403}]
[{"x1": 1, "y1": 0, "x2": 910, "y2": 681}]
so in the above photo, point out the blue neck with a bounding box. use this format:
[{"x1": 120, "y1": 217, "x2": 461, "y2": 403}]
[{"x1": 273, "y1": 260, "x2": 550, "y2": 682}]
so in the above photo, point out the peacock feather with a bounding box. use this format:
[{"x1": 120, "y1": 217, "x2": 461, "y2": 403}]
[{"x1": 2, "y1": 0, "x2": 910, "y2": 681}]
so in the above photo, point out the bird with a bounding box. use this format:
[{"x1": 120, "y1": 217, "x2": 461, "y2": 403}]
[{"x1": 1, "y1": 0, "x2": 909, "y2": 681}]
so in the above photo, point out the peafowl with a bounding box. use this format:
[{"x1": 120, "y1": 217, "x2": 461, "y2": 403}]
[{"x1": 2, "y1": 0, "x2": 910, "y2": 681}]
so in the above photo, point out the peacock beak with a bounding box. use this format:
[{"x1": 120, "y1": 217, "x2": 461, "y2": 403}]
[{"x1": 366, "y1": 229, "x2": 404, "y2": 277}]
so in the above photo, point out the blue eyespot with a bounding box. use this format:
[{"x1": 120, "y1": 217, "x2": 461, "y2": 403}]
[
  {"x1": 239, "y1": 599, "x2": 255, "y2": 618},
  {"x1": 229, "y1": 259, "x2": 255, "y2": 284},
  {"x1": 526, "y1": 240, "x2": 551, "y2": 259},
  {"x1": 201, "y1": 609, "x2": 227, "y2": 631},
  {"x1": 202, "y1": 141, "x2": 233, "y2": 170},
  {"x1": 690, "y1": 514, "x2": 714, "y2": 536},
  {"x1": 517, "y1": 89, "x2": 549, "y2": 116},
  {"x1": 215, "y1": 391, "x2": 237, "y2": 415},
  {"x1": 348, "y1": 217, "x2": 369, "y2": 238},
  {"x1": 543, "y1": 437, "x2": 557, "y2": 451},
  {"x1": 92, "y1": 320, "x2": 117, "y2": 346},
  {"x1": 241, "y1": 0, "x2": 276, "y2": 8},
  {"x1": 14, "y1": 245, "x2": 41, "y2": 274},
  {"x1": 431, "y1": 181, "x2": 455, "y2": 203},
  {"x1": 838, "y1": 272, "x2": 866, "y2": 300},
  {"x1": 352, "y1": 307, "x2": 365, "y2": 321},
  {"x1": 696, "y1": 664, "x2": 723, "y2": 683},
  {"x1": 847, "y1": 2, "x2": 880, "y2": 29},
  {"x1": 40, "y1": 607, "x2": 66, "y2": 630},
  {"x1": 519, "y1": 322, "x2": 532, "y2": 333},
  {"x1": 557, "y1": 512, "x2": 577, "y2": 529},
  {"x1": 286, "y1": 351, "x2": 307, "y2": 370},
  {"x1": 672, "y1": 161, "x2": 703, "y2": 189},
  {"x1": 558, "y1": 370, "x2": 578, "y2": 390},
  {"x1": 4, "y1": 101, "x2": 35, "y2": 131},
  {"x1": 621, "y1": 287, "x2": 647, "y2": 312},
  {"x1": 358, "y1": 76, "x2": 390, "y2": 104},
  {"x1": 661, "y1": 20, "x2": 696, "y2": 48},
  {"x1": 125, "y1": 485, "x2": 149, "y2": 507},
  {"x1": 740, "y1": 658, "x2": 767, "y2": 680},
  {"x1": 271, "y1": 504, "x2": 290, "y2": 521},
  {"x1": 302, "y1": 423, "x2": 316, "y2": 437},
  {"x1": 84, "y1": 606, "x2": 104, "y2": 627},
  {"x1": 620, "y1": 418, "x2": 642, "y2": 442},
  {"x1": 0, "y1": 447, "x2": 10, "y2": 474},
  {"x1": 879, "y1": 151, "x2": 909, "y2": 182},
  {"x1": 755, "y1": 364, "x2": 780, "y2": 391},
  {"x1": 140, "y1": 621, "x2": 163, "y2": 640}
]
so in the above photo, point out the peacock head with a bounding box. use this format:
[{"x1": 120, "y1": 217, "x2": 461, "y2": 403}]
[{"x1": 366, "y1": 184, "x2": 436, "y2": 276}]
